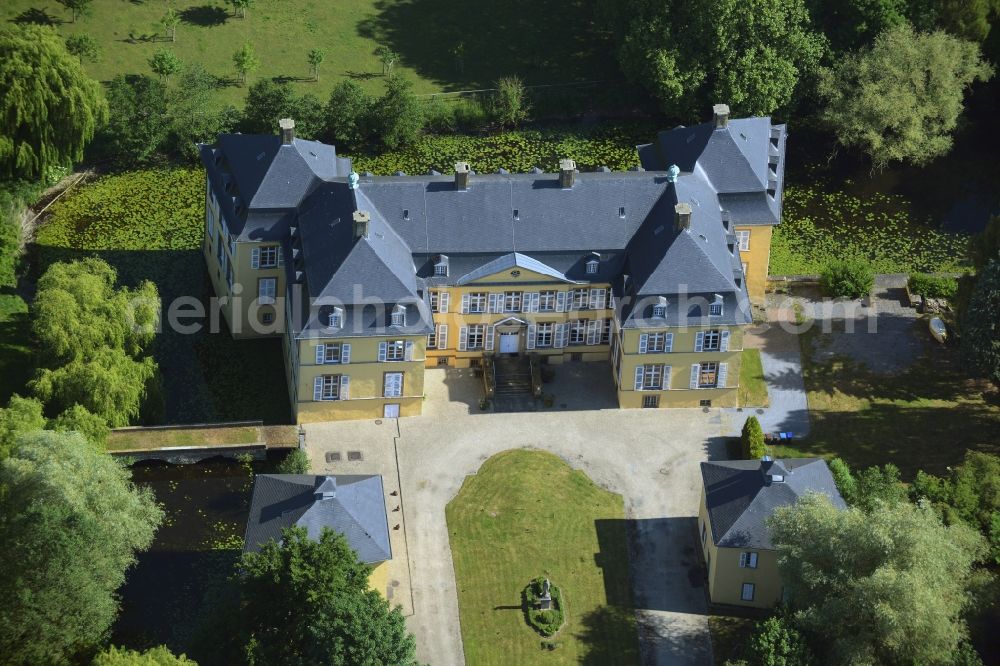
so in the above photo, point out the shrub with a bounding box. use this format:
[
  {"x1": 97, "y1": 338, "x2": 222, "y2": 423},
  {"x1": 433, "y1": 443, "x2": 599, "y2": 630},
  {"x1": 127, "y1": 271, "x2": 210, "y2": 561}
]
[
  {"x1": 276, "y1": 448, "x2": 310, "y2": 474},
  {"x1": 49, "y1": 404, "x2": 109, "y2": 448},
  {"x1": 745, "y1": 615, "x2": 811, "y2": 666},
  {"x1": 820, "y1": 258, "x2": 875, "y2": 299},
  {"x1": 326, "y1": 80, "x2": 373, "y2": 149},
  {"x1": 741, "y1": 416, "x2": 766, "y2": 459},
  {"x1": 522, "y1": 577, "x2": 565, "y2": 637},
  {"x1": 908, "y1": 273, "x2": 958, "y2": 299},
  {"x1": 491, "y1": 76, "x2": 530, "y2": 128}
]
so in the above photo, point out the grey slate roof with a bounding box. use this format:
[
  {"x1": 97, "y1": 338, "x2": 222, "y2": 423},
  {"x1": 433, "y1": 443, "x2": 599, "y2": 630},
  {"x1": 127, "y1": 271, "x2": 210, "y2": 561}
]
[
  {"x1": 244, "y1": 474, "x2": 392, "y2": 564},
  {"x1": 701, "y1": 458, "x2": 846, "y2": 549}
]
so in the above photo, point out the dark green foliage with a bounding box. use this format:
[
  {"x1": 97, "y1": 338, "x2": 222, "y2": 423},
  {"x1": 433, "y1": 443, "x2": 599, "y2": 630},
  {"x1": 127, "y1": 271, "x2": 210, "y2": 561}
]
[
  {"x1": 960, "y1": 259, "x2": 1000, "y2": 386},
  {"x1": 971, "y1": 215, "x2": 1000, "y2": 272},
  {"x1": 745, "y1": 615, "x2": 812, "y2": 666},
  {"x1": 908, "y1": 0, "x2": 996, "y2": 42},
  {"x1": 522, "y1": 577, "x2": 565, "y2": 637},
  {"x1": 827, "y1": 458, "x2": 907, "y2": 512},
  {"x1": 908, "y1": 272, "x2": 958, "y2": 299},
  {"x1": 225, "y1": 526, "x2": 418, "y2": 665},
  {"x1": 93, "y1": 645, "x2": 196, "y2": 665},
  {"x1": 0, "y1": 430, "x2": 162, "y2": 664},
  {"x1": 373, "y1": 76, "x2": 424, "y2": 150},
  {"x1": 804, "y1": 0, "x2": 907, "y2": 52},
  {"x1": 326, "y1": 80, "x2": 373, "y2": 149},
  {"x1": 827, "y1": 457, "x2": 856, "y2": 501},
  {"x1": 56, "y1": 0, "x2": 91, "y2": 23},
  {"x1": 275, "y1": 448, "x2": 309, "y2": 474},
  {"x1": 0, "y1": 25, "x2": 108, "y2": 178},
  {"x1": 148, "y1": 48, "x2": 182, "y2": 81},
  {"x1": 0, "y1": 393, "x2": 44, "y2": 459},
  {"x1": 101, "y1": 75, "x2": 170, "y2": 165},
  {"x1": 241, "y1": 79, "x2": 323, "y2": 139},
  {"x1": 820, "y1": 258, "x2": 874, "y2": 298},
  {"x1": 167, "y1": 64, "x2": 239, "y2": 163},
  {"x1": 65, "y1": 34, "x2": 100, "y2": 63},
  {"x1": 741, "y1": 415, "x2": 766, "y2": 459},
  {"x1": 49, "y1": 403, "x2": 109, "y2": 448},
  {"x1": 491, "y1": 76, "x2": 530, "y2": 128}
]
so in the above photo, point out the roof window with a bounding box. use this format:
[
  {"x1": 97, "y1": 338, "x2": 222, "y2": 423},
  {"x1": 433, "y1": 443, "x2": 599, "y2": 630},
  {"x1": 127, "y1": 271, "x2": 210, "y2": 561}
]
[
  {"x1": 434, "y1": 254, "x2": 449, "y2": 277},
  {"x1": 709, "y1": 294, "x2": 724, "y2": 317},
  {"x1": 328, "y1": 307, "x2": 344, "y2": 329},
  {"x1": 391, "y1": 304, "x2": 406, "y2": 327},
  {"x1": 618, "y1": 206, "x2": 626, "y2": 218},
  {"x1": 513, "y1": 209, "x2": 519, "y2": 220},
  {"x1": 403, "y1": 208, "x2": 410, "y2": 220}
]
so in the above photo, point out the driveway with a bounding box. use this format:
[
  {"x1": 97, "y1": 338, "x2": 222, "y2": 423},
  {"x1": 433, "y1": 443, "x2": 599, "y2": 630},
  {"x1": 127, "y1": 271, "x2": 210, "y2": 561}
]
[{"x1": 307, "y1": 364, "x2": 728, "y2": 665}]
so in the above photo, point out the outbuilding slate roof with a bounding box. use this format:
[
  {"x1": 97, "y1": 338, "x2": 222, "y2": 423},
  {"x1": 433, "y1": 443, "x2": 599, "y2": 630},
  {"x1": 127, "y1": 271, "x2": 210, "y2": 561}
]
[
  {"x1": 244, "y1": 474, "x2": 392, "y2": 564},
  {"x1": 701, "y1": 458, "x2": 846, "y2": 549}
]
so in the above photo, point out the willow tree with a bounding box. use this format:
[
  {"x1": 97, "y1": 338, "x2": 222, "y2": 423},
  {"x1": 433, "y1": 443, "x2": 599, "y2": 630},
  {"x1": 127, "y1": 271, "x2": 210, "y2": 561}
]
[{"x1": 0, "y1": 25, "x2": 108, "y2": 179}]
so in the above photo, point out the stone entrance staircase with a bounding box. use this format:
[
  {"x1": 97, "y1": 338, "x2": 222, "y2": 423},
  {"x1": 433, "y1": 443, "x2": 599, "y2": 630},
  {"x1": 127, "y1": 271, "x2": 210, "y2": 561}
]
[{"x1": 491, "y1": 356, "x2": 537, "y2": 412}]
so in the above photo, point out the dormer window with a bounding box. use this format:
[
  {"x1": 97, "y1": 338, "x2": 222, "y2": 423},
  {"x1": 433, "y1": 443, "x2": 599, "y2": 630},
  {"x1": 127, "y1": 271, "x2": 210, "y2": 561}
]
[
  {"x1": 434, "y1": 254, "x2": 449, "y2": 277},
  {"x1": 709, "y1": 294, "x2": 724, "y2": 317},
  {"x1": 618, "y1": 206, "x2": 626, "y2": 218},
  {"x1": 585, "y1": 252, "x2": 601, "y2": 275},
  {"x1": 721, "y1": 210, "x2": 731, "y2": 231},
  {"x1": 513, "y1": 209, "x2": 520, "y2": 220},
  {"x1": 403, "y1": 208, "x2": 410, "y2": 220},
  {"x1": 328, "y1": 307, "x2": 344, "y2": 329},
  {"x1": 652, "y1": 296, "x2": 667, "y2": 318},
  {"x1": 391, "y1": 304, "x2": 406, "y2": 327}
]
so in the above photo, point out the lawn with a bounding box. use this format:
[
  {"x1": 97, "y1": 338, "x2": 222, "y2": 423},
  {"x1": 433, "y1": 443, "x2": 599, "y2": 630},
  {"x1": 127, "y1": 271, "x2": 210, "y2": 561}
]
[
  {"x1": 1, "y1": 0, "x2": 621, "y2": 108},
  {"x1": 771, "y1": 327, "x2": 1000, "y2": 478},
  {"x1": 738, "y1": 349, "x2": 768, "y2": 408},
  {"x1": 445, "y1": 449, "x2": 640, "y2": 665},
  {"x1": 106, "y1": 425, "x2": 261, "y2": 451},
  {"x1": 0, "y1": 293, "x2": 33, "y2": 404}
]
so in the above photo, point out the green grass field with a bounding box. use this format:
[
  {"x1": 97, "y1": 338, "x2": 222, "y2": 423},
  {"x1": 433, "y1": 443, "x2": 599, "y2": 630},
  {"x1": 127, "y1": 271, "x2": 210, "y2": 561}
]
[
  {"x1": 738, "y1": 348, "x2": 769, "y2": 408},
  {"x1": 2, "y1": 0, "x2": 620, "y2": 107},
  {"x1": 446, "y1": 449, "x2": 640, "y2": 665}
]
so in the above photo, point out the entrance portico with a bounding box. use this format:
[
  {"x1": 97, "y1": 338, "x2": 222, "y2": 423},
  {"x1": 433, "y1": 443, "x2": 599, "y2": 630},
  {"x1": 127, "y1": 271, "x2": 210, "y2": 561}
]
[{"x1": 492, "y1": 316, "x2": 527, "y2": 356}]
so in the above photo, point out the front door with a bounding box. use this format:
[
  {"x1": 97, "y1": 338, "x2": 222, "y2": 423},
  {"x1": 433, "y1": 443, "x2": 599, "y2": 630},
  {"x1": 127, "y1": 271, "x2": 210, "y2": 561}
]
[
  {"x1": 383, "y1": 403, "x2": 400, "y2": 418},
  {"x1": 499, "y1": 332, "x2": 519, "y2": 354}
]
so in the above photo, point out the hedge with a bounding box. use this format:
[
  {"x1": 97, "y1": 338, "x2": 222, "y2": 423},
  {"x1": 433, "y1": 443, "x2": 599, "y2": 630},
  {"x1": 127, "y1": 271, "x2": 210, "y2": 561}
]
[{"x1": 522, "y1": 577, "x2": 565, "y2": 637}]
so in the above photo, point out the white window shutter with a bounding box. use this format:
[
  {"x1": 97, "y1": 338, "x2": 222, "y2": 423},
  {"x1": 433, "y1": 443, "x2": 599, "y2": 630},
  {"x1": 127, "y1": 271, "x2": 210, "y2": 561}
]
[
  {"x1": 313, "y1": 376, "x2": 323, "y2": 401},
  {"x1": 405, "y1": 340, "x2": 414, "y2": 361},
  {"x1": 340, "y1": 375, "x2": 350, "y2": 400},
  {"x1": 315, "y1": 344, "x2": 325, "y2": 365},
  {"x1": 694, "y1": 331, "x2": 705, "y2": 352},
  {"x1": 378, "y1": 341, "x2": 388, "y2": 362},
  {"x1": 439, "y1": 292, "x2": 450, "y2": 313},
  {"x1": 485, "y1": 326, "x2": 495, "y2": 351},
  {"x1": 277, "y1": 246, "x2": 285, "y2": 266},
  {"x1": 530, "y1": 292, "x2": 540, "y2": 313},
  {"x1": 634, "y1": 366, "x2": 644, "y2": 391},
  {"x1": 461, "y1": 293, "x2": 470, "y2": 314},
  {"x1": 608, "y1": 292, "x2": 616, "y2": 310},
  {"x1": 458, "y1": 326, "x2": 468, "y2": 351},
  {"x1": 717, "y1": 362, "x2": 729, "y2": 388},
  {"x1": 665, "y1": 333, "x2": 674, "y2": 352},
  {"x1": 690, "y1": 364, "x2": 700, "y2": 389},
  {"x1": 663, "y1": 365, "x2": 672, "y2": 390},
  {"x1": 251, "y1": 247, "x2": 260, "y2": 269},
  {"x1": 720, "y1": 330, "x2": 730, "y2": 352},
  {"x1": 341, "y1": 343, "x2": 351, "y2": 364},
  {"x1": 521, "y1": 292, "x2": 531, "y2": 313},
  {"x1": 638, "y1": 333, "x2": 648, "y2": 354},
  {"x1": 586, "y1": 319, "x2": 599, "y2": 345},
  {"x1": 438, "y1": 324, "x2": 448, "y2": 349},
  {"x1": 383, "y1": 373, "x2": 392, "y2": 396},
  {"x1": 488, "y1": 293, "x2": 500, "y2": 313},
  {"x1": 556, "y1": 291, "x2": 567, "y2": 313},
  {"x1": 589, "y1": 288, "x2": 600, "y2": 310},
  {"x1": 526, "y1": 324, "x2": 537, "y2": 350},
  {"x1": 554, "y1": 323, "x2": 565, "y2": 348}
]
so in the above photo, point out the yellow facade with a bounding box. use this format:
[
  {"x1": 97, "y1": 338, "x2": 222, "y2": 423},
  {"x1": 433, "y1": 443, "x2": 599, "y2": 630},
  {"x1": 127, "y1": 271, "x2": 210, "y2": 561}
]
[
  {"x1": 698, "y1": 491, "x2": 782, "y2": 608},
  {"x1": 735, "y1": 225, "x2": 773, "y2": 304}
]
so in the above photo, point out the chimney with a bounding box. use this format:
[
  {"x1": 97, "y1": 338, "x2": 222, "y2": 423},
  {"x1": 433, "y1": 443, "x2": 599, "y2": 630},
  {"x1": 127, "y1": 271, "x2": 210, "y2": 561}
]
[
  {"x1": 353, "y1": 210, "x2": 370, "y2": 240},
  {"x1": 674, "y1": 202, "x2": 692, "y2": 231},
  {"x1": 559, "y1": 158, "x2": 576, "y2": 189},
  {"x1": 712, "y1": 104, "x2": 730, "y2": 129},
  {"x1": 454, "y1": 162, "x2": 470, "y2": 191},
  {"x1": 279, "y1": 117, "x2": 295, "y2": 144},
  {"x1": 314, "y1": 476, "x2": 337, "y2": 500}
]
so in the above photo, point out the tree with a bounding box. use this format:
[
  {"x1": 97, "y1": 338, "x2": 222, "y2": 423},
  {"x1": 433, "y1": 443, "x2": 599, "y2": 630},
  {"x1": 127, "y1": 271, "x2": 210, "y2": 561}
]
[
  {"x1": 167, "y1": 63, "x2": 239, "y2": 162},
  {"x1": 241, "y1": 79, "x2": 323, "y2": 139},
  {"x1": 614, "y1": 0, "x2": 825, "y2": 117},
  {"x1": 0, "y1": 394, "x2": 45, "y2": 459},
  {"x1": 275, "y1": 448, "x2": 310, "y2": 474},
  {"x1": 32, "y1": 258, "x2": 158, "y2": 364},
  {"x1": 56, "y1": 0, "x2": 92, "y2": 23},
  {"x1": 228, "y1": 526, "x2": 418, "y2": 665},
  {"x1": 93, "y1": 645, "x2": 195, "y2": 665},
  {"x1": 325, "y1": 80, "x2": 373, "y2": 149},
  {"x1": 741, "y1": 415, "x2": 766, "y2": 459},
  {"x1": 374, "y1": 45, "x2": 398, "y2": 77},
  {"x1": 231, "y1": 0, "x2": 255, "y2": 19},
  {"x1": 50, "y1": 404, "x2": 110, "y2": 448},
  {"x1": 160, "y1": 8, "x2": 180, "y2": 43},
  {"x1": 768, "y1": 494, "x2": 986, "y2": 665},
  {"x1": 307, "y1": 48, "x2": 326, "y2": 81},
  {"x1": 491, "y1": 76, "x2": 530, "y2": 128},
  {"x1": 804, "y1": 0, "x2": 907, "y2": 53},
  {"x1": 0, "y1": 431, "x2": 162, "y2": 664},
  {"x1": 908, "y1": 0, "x2": 996, "y2": 42},
  {"x1": 819, "y1": 258, "x2": 874, "y2": 299},
  {"x1": 818, "y1": 24, "x2": 993, "y2": 169},
  {"x1": 745, "y1": 615, "x2": 812, "y2": 666},
  {"x1": 0, "y1": 25, "x2": 108, "y2": 178},
  {"x1": 65, "y1": 34, "x2": 100, "y2": 63},
  {"x1": 233, "y1": 41, "x2": 260, "y2": 86},
  {"x1": 971, "y1": 215, "x2": 1000, "y2": 272},
  {"x1": 373, "y1": 75, "x2": 423, "y2": 150},
  {"x1": 827, "y1": 458, "x2": 908, "y2": 512},
  {"x1": 148, "y1": 48, "x2": 182, "y2": 82},
  {"x1": 961, "y1": 258, "x2": 1000, "y2": 386},
  {"x1": 101, "y1": 74, "x2": 170, "y2": 164}
]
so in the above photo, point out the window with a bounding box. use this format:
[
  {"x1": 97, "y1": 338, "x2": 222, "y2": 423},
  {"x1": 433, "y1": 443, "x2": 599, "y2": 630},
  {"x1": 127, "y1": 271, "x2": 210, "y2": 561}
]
[
  {"x1": 642, "y1": 395, "x2": 659, "y2": 408},
  {"x1": 386, "y1": 340, "x2": 405, "y2": 361},
  {"x1": 503, "y1": 291, "x2": 522, "y2": 312},
  {"x1": 427, "y1": 329, "x2": 437, "y2": 349},
  {"x1": 258, "y1": 278, "x2": 277, "y2": 305},
  {"x1": 741, "y1": 583, "x2": 755, "y2": 602},
  {"x1": 642, "y1": 364, "x2": 665, "y2": 390},
  {"x1": 320, "y1": 343, "x2": 341, "y2": 363},
  {"x1": 586, "y1": 259, "x2": 599, "y2": 274},
  {"x1": 403, "y1": 208, "x2": 410, "y2": 220},
  {"x1": 317, "y1": 375, "x2": 340, "y2": 401},
  {"x1": 699, "y1": 399, "x2": 712, "y2": 407},
  {"x1": 699, "y1": 362, "x2": 718, "y2": 388},
  {"x1": 568, "y1": 320, "x2": 587, "y2": 345},
  {"x1": 434, "y1": 263, "x2": 448, "y2": 277},
  {"x1": 430, "y1": 291, "x2": 439, "y2": 312},
  {"x1": 535, "y1": 322, "x2": 554, "y2": 347},
  {"x1": 259, "y1": 245, "x2": 279, "y2": 268},
  {"x1": 262, "y1": 312, "x2": 274, "y2": 324},
  {"x1": 589, "y1": 288, "x2": 606, "y2": 310},
  {"x1": 602, "y1": 319, "x2": 611, "y2": 344},
  {"x1": 703, "y1": 330, "x2": 721, "y2": 351},
  {"x1": 736, "y1": 230, "x2": 750, "y2": 251},
  {"x1": 618, "y1": 206, "x2": 626, "y2": 218},
  {"x1": 383, "y1": 372, "x2": 403, "y2": 398},
  {"x1": 468, "y1": 292, "x2": 487, "y2": 314},
  {"x1": 739, "y1": 552, "x2": 759, "y2": 569},
  {"x1": 701, "y1": 521, "x2": 707, "y2": 544},
  {"x1": 647, "y1": 332, "x2": 667, "y2": 353},
  {"x1": 513, "y1": 209, "x2": 519, "y2": 220},
  {"x1": 709, "y1": 296, "x2": 724, "y2": 317},
  {"x1": 467, "y1": 324, "x2": 485, "y2": 350},
  {"x1": 538, "y1": 290, "x2": 557, "y2": 312},
  {"x1": 328, "y1": 308, "x2": 344, "y2": 328},
  {"x1": 571, "y1": 288, "x2": 589, "y2": 310},
  {"x1": 391, "y1": 305, "x2": 406, "y2": 327}
]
